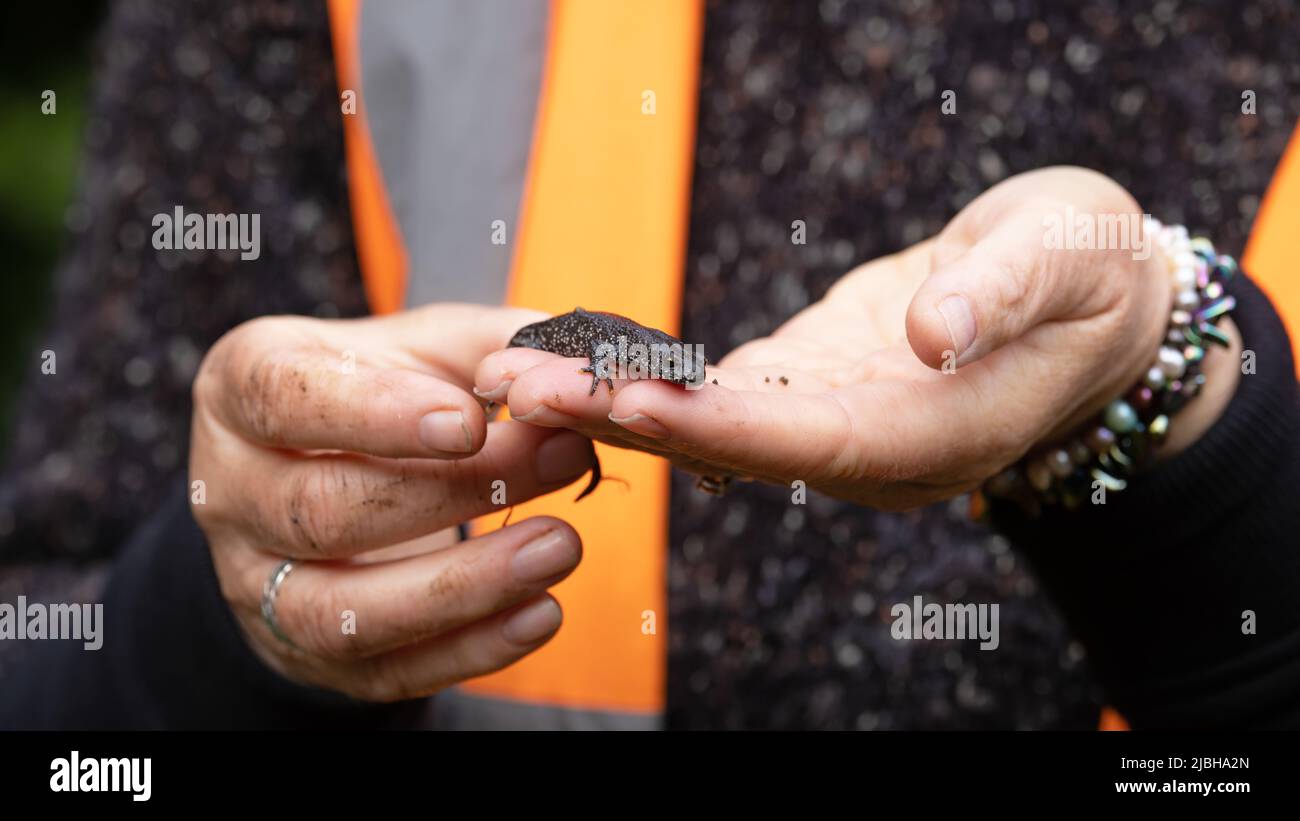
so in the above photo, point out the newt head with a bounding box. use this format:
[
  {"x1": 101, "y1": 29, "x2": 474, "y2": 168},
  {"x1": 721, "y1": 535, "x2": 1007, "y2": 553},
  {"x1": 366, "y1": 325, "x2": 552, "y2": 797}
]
[{"x1": 658, "y1": 344, "x2": 709, "y2": 389}]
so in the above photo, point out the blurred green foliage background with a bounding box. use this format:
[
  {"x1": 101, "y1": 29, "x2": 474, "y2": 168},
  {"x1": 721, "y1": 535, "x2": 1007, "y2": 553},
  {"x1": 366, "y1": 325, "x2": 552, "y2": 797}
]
[{"x1": 0, "y1": 4, "x2": 107, "y2": 453}]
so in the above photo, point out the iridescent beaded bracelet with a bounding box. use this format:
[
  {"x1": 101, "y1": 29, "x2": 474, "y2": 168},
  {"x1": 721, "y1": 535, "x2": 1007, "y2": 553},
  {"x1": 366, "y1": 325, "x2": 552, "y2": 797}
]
[{"x1": 983, "y1": 218, "x2": 1238, "y2": 513}]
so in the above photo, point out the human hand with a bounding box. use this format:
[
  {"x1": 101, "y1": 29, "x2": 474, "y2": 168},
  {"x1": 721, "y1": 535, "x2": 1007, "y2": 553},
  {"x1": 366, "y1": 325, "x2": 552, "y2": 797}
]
[
  {"x1": 189, "y1": 303, "x2": 598, "y2": 700},
  {"x1": 474, "y1": 167, "x2": 1240, "y2": 509}
]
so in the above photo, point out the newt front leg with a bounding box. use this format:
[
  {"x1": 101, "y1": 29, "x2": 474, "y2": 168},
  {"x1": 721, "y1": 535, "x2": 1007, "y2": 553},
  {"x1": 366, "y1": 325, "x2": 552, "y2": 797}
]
[{"x1": 578, "y1": 340, "x2": 616, "y2": 396}]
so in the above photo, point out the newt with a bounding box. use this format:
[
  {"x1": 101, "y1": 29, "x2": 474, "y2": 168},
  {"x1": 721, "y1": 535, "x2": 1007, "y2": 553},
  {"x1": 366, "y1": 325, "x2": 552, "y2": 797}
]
[{"x1": 507, "y1": 307, "x2": 707, "y2": 500}]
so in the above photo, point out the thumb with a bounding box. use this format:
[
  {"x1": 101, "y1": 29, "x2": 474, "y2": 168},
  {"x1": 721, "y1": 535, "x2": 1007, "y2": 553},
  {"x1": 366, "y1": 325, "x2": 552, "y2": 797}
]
[
  {"x1": 905, "y1": 216, "x2": 1085, "y2": 371},
  {"x1": 354, "y1": 303, "x2": 549, "y2": 384}
]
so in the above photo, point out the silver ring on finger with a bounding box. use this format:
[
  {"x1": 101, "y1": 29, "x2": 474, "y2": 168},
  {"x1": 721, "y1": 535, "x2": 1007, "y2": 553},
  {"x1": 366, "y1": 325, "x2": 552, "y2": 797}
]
[{"x1": 261, "y1": 559, "x2": 301, "y2": 650}]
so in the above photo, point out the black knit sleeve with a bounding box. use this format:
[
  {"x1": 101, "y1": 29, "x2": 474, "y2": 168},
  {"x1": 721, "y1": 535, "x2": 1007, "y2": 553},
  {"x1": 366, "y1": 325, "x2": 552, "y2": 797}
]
[
  {"x1": 0, "y1": 0, "x2": 367, "y2": 566},
  {"x1": 993, "y1": 271, "x2": 1300, "y2": 729},
  {"x1": 0, "y1": 0, "x2": 382, "y2": 728},
  {"x1": 0, "y1": 489, "x2": 422, "y2": 729}
]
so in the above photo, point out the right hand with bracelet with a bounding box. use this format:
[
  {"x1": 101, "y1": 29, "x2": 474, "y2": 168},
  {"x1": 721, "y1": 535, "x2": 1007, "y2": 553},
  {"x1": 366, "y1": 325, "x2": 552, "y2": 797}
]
[{"x1": 489, "y1": 166, "x2": 1243, "y2": 510}]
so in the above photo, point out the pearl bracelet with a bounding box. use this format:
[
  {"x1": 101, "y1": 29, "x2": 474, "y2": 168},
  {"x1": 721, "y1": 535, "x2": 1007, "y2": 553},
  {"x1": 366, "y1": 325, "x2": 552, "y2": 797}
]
[{"x1": 983, "y1": 218, "x2": 1238, "y2": 513}]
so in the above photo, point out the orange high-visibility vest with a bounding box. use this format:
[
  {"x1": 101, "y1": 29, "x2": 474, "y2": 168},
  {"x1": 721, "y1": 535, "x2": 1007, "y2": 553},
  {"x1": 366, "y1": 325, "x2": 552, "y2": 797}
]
[
  {"x1": 330, "y1": 0, "x2": 701, "y2": 720},
  {"x1": 330, "y1": 0, "x2": 1300, "y2": 729}
]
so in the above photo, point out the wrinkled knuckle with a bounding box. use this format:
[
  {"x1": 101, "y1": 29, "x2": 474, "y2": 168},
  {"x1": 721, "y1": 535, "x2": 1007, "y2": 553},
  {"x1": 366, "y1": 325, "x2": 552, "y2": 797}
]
[
  {"x1": 447, "y1": 457, "x2": 495, "y2": 511},
  {"x1": 427, "y1": 556, "x2": 476, "y2": 612},
  {"x1": 295, "y1": 590, "x2": 350, "y2": 658},
  {"x1": 222, "y1": 318, "x2": 311, "y2": 445},
  {"x1": 242, "y1": 352, "x2": 305, "y2": 444},
  {"x1": 284, "y1": 465, "x2": 353, "y2": 555},
  {"x1": 319, "y1": 587, "x2": 371, "y2": 660}
]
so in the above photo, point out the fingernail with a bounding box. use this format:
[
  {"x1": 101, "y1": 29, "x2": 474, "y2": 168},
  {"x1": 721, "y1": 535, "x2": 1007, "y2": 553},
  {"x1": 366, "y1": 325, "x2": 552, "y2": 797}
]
[
  {"x1": 609, "y1": 412, "x2": 669, "y2": 440},
  {"x1": 513, "y1": 405, "x2": 581, "y2": 427},
  {"x1": 535, "y1": 432, "x2": 594, "y2": 484},
  {"x1": 511, "y1": 529, "x2": 580, "y2": 583},
  {"x1": 473, "y1": 380, "x2": 512, "y2": 402},
  {"x1": 419, "y1": 410, "x2": 472, "y2": 453},
  {"x1": 502, "y1": 597, "x2": 562, "y2": 645},
  {"x1": 937, "y1": 294, "x2": 977, "y2": 358}
]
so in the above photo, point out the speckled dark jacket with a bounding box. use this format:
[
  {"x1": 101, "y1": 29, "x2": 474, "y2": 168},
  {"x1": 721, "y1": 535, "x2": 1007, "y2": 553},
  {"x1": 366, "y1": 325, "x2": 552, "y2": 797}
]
[{"x1": 2, "y1": 0, "x2": 1297, "y2": 728}]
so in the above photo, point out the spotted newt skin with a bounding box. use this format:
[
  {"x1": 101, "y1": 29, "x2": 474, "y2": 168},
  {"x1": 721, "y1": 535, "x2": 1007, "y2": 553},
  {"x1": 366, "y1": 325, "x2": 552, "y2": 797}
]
[
  {"x1": 507, "y1": 307, "x2": 707, "y2": 500},
  {"x1": 508, "y1": 307, "x2": 706, "y2": 394}
]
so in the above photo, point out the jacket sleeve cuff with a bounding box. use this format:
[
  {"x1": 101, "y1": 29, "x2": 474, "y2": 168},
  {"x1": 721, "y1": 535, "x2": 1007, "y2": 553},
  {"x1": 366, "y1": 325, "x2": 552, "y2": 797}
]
[
  {"x1": 992, "y1": 271, "x2": 1300, "y2": 727},
  {"x1": 91, "y1": 490, "x2": 424, "y2": 729}
]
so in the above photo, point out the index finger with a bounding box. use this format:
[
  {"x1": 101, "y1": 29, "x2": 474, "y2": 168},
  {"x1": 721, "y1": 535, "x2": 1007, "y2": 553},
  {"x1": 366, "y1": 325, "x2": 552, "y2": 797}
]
[
  {"x1": 201, "y1": 342, "x2": 487, "y2": 459},
  {"x1": 603, "y1": 341, "x2": 1091, "y2": 497}
]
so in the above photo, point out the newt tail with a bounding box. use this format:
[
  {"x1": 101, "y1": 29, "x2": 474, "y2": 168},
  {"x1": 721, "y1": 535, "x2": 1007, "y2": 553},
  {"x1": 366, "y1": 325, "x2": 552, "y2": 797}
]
[
  {"x1": 575, "y1": 454, "x2": 628, "y2": 501},
  {"x1": 576, "y1": 455, "x2": 601, "y2": 501}
]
